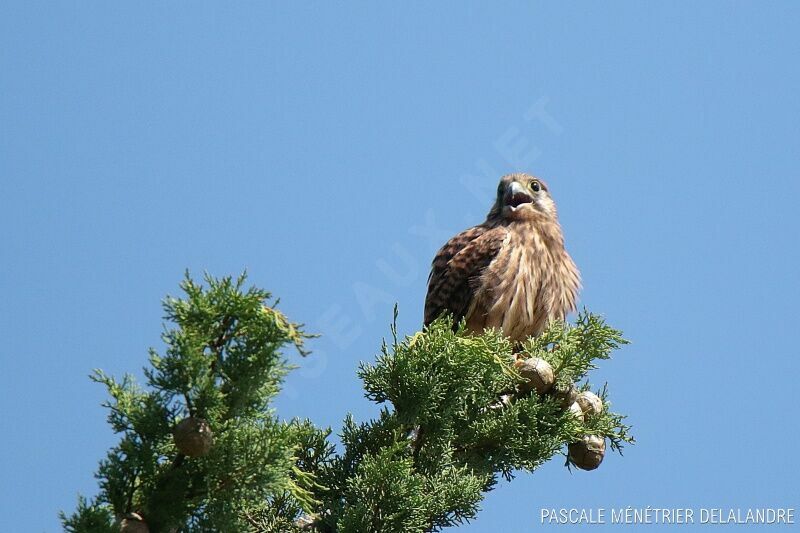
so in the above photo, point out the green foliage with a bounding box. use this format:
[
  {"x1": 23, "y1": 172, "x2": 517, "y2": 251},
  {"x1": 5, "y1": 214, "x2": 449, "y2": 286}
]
[
  {"x1": 300, "y1": 314, "x2": 632, "y2": 532},
  {"x1": 62, "y1": 273, "x2": 313, "y2": 532},
  {"x1": 59, "y1": 496, "x2": 115, "y2": 533},
  {"x1": 63, "y1": 275, "x2": 632, "y2": 532},
  {"x1": 518, "y1": 311, "x2": 633, "y2": 454}
]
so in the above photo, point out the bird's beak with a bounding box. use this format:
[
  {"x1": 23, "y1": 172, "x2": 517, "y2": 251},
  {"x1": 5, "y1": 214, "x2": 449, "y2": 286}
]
[
  {"x1": 505, "y1": 181, "x2": 533, "y2": 209},
  {"x1": 508, "y1": 181, "x2": 527, "y2": 197}
]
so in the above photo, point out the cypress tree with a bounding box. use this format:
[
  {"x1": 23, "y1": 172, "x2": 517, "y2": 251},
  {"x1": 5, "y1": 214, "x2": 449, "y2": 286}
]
[{"x1": 62, "y1": 272, "x2": 632, "y2": 532}]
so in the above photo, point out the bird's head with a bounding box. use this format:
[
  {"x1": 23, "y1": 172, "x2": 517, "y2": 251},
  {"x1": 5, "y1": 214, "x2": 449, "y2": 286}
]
[{"x1": 488, "y1": 173, "x2": 558, "y2": 222}]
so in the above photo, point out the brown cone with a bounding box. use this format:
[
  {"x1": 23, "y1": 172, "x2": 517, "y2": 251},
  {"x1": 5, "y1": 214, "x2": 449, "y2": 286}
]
[
  {"x1": 576, "y1": 391, "x2": 603, "y2": 417},
  {"x1": 568, "y1": 401, "x2": 585, "y2": 422},
  {"x1": 120, "y1": 514, "x2": 149, "y2": 533},
  {"x1": 551, "y1": 382, "x2": 578, "y2": 409},
  {"x1": 568, "y1": 435, "x2": 606, "y2": 471},
  {"x1": 173, "y1": 417, "x2": 213, "y2": 457},
  {"x1": 514, "y1": 357, "x2": 555, "y2": 394}
]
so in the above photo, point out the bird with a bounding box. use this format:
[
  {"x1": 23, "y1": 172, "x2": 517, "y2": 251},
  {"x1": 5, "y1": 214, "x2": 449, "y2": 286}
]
[{"x1": 424, "y1": 173, "x2": 581, "y2": 343}]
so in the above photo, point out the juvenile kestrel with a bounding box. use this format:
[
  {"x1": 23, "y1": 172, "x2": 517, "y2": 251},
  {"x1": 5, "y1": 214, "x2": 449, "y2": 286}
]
[{"x1": 424, "y1": 173, "x2": 580, "y2": 343}]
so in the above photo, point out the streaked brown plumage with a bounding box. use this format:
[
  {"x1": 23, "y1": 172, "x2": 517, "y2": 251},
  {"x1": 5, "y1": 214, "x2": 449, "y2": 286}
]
[{"x1": 424, "y1": 173, "x2": 580, "y2": 343}]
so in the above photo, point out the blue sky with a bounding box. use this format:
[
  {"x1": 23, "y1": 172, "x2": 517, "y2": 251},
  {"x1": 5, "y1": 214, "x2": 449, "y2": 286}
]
[{"x1": 2, "y1": 2, "x2": 799, "y2": 531}]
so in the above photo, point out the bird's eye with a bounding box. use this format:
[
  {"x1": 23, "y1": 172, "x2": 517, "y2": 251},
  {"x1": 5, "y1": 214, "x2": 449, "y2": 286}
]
[{"x1": 529, "y1": 180, "x2": 541, "y2": 192}]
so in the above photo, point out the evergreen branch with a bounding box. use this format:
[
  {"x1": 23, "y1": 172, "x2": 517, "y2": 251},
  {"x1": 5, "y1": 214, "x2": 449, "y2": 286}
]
[{"x1": 63, "y1": 274, "x2": 632, "y2": 533}]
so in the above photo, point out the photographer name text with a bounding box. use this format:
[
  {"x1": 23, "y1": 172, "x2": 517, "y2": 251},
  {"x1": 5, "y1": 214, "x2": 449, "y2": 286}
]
[{"x1": 541, "y1": 507, "x2": 794, "y2": 525}]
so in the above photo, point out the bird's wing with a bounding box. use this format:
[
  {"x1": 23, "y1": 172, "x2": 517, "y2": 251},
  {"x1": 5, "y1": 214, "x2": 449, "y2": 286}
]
[{"x1": 424, "y1": 225, "x2": 508, "y2": 327}]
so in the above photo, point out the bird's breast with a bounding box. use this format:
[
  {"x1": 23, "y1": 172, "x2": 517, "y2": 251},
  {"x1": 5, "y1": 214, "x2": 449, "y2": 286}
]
[{"x1": 468, "y1": 228, "x2": 579, "y2": 342}]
